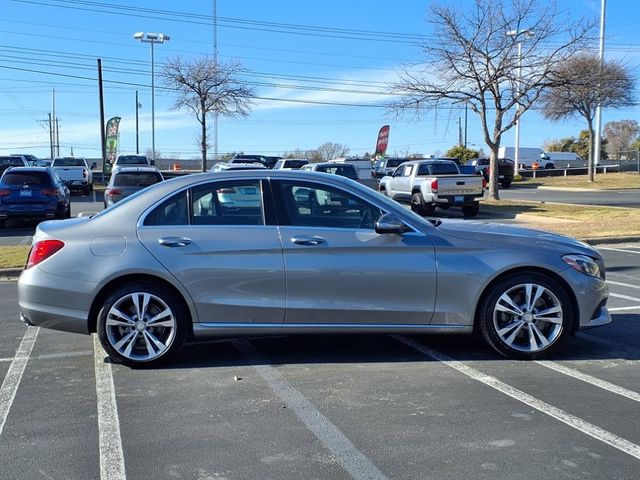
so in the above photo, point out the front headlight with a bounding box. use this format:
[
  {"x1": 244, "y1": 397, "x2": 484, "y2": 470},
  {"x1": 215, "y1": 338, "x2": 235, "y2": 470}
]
[{"x1": 562, "y1": 254, "x2": 601, "y2": 278}]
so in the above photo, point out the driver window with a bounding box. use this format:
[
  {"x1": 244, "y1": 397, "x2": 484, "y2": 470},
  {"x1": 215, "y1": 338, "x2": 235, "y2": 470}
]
[
  {"x1": 393, "y1": 165, "x2": 405, "y2": 177},
  {"x1": 403, "y1": 165, "x2": 414, "y2": 176},
  {"x1": 274, "y1": 181, "x2": 382, "y2": 230}
]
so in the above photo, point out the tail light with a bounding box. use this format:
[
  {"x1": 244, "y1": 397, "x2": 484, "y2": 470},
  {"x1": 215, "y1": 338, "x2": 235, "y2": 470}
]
[
  {"x1": 485, "y1": 166, "x2": 491, "y2": 176},
  {"x1": 482, "y1": 178, "x2": 487, "y2": 190},
  {"x1": 41, "y1": 188, "x2": 58, "y2": 196},
  {"x1": 0, "y1": 189, "x2": 10, "y2": 197},
  {"x1": 106, "y1": 188, "x2": 123, "y2": 196},
  {"x1": 430, "y1": 179, "x2": 438, "y2": 193},
  {"x1": 83, "y1": 169, "x2": 87, "y2": 178},
  {"x1": 26, "y1": 240, "x2": 65, "y2": 269}
]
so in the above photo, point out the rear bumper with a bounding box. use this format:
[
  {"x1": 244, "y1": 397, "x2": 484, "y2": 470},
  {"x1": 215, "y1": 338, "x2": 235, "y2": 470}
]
[
  {"x1": 18, "y1": 266, "x2": 96, "y2": 335},
  {"x1": 433, "y1": 195, "x2": 482, "y2": 206}
]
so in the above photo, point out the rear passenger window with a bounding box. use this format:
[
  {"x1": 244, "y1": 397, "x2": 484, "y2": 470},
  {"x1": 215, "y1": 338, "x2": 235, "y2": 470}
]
[
  {"x1": 144, "y1": 191, "x2": 188, "y2": 226},
  {"x1": 191, "y1": 181, "x2": 264, "y2": 226}
]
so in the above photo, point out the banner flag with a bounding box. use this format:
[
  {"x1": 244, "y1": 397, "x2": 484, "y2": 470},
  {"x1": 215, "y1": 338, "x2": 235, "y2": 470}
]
[
  {"x1": 105, "y1": 116, "x2": 121, "y2": 166},
  {"x1": 374, "y1": 125, "x2": 390, "y2": 157}
]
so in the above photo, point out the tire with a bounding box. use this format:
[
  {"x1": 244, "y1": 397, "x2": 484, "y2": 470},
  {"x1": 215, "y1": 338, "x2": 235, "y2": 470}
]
[
  {"x1": 65, "y1": 204, "x2": 71, "y2": 218},
  {"x1": 379, "y1": 186, "x2": 388, "y2": 196},
  {"x1": 544, "y1": 163, "x2": 556, "y2": 170},
  {"x1": 411, "y1": 192, "x2": 434, "y2": 216},
  {"x1": 97, "y1": 282, "x2": 188, "y2": 367},
  {"x1": 501, "y1": 180, "x2": 512, "y2": 189},
  {"x1": 83, "y1": 185, "x2": 90, "y2": 196},
  {"x1": 89, "y1": 183, "x2": 94, "y2": 192},
  {"x1": 478, "y1": 272, "x2": 573, "y2": 360},
  {"x1": 461, "y1": 202, "x2": 479, "y2": 217}
]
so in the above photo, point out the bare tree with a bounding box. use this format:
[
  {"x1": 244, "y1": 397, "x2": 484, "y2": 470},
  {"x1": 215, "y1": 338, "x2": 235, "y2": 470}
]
[
  {"x1": 541, "y1": 55, "x2": 634, "y2": 181},
  {"x1": 389, "y1": 0, "x2": 593, "y2": 199},
  {"x1": 316, "y1": 142, "x2": 350, "y2": 161},
  {"x1": 162, "y1": 56, "x2": 254, "y2": 171},
  {"x1": 604, "y1": 119, "x2": 639, "y2": 160}
]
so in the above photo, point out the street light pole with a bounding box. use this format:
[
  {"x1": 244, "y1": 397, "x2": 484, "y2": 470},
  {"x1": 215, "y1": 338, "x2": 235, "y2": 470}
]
[
  {"x1": 593, "y1": 0, "x2": 606, "y2": 172},
  {"x1": 134, "y1": 32, "x2": 170, "y2": 162},
  {"x1": 507, "y1": 29, "x2": 535, "y2": 176}
]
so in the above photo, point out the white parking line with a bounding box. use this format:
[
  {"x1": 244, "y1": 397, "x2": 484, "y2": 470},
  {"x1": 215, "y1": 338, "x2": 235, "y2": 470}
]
[
  {"x1": 536, "y1": 361, "x2": 640, "y2": 403},
  {"x1": 233, "y1": 339, "x2": 388, "y2": 480},
  {"x1": 600, "y1": 247, "x2": 640, "y2": 255},
  {"x1": 0, "y1": 350, "x2": 94, "y2": 363},
  {"x1": 608, "y1": 306, "x2": 640, "y2": 312},
  {"x1": 610, "y1": 292, "x2": 640, "y2": 303},
  {"x1": 93, "y1": 335, "x2": 126, "y2": 480},
  {"x1": 0, "y1": 326, "x2": 38, "y2": 437},
  {"x1": 18, "y1": 236, "x2": 31, "y2": 246},
  {"x1": 393, "y1": 335, "x2": 640, "y2": 460},
  {"x1": 608, "y1": 280, "x2": 640, "y2": 290}
]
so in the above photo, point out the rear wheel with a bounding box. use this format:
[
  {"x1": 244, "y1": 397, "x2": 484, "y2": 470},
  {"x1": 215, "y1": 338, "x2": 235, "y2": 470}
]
[
  {"x1": 65, "y1": 204, "x2": 71, "y2": 218},
  {"x1": 411, "y1": 192, "x2": 434, "y2": 216},
  {"x1": 478, "y1": 273, "x2": 573, "y2": 359},
  {"x1": 461, "y1": 202, "x2": 479, "y2": 217},
  {"x1": 544, "y1": 163, "x2": 556, "y2": 170},
  {"x1": 97, "y1": 282, "x2": 188, "y2": 367},
  {"x1": 501, "y1": 180, "x2": 512, "y2": 189},
  {"x1": 83, "y1": 185, "x2": 90, "y2": 196}
]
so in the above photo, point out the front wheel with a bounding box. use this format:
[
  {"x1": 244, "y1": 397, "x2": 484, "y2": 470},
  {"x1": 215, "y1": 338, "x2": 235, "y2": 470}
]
[
  {"x1": 411, "y1": 193, "x2": 434, "y2": 216},
  {"x1": 97, "y1": 282, "x2": 188, "y2": 367},
  {"x1": 478, "y1": 273, "x2": 573, "y2": 359}
]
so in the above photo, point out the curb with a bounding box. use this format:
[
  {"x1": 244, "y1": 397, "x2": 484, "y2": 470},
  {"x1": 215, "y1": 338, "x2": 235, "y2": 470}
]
[
  {"x1": 583, "y1": 236, "x2": 640, "y2": 245},
  {"x1": 0, "y1": 268, "x2": 22, "y2": 279}
]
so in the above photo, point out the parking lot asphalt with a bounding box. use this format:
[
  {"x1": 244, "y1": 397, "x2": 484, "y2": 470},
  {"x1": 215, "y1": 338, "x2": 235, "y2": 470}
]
[{"x1": 0, "y1": 246, "x2": 639, "y2": 479}]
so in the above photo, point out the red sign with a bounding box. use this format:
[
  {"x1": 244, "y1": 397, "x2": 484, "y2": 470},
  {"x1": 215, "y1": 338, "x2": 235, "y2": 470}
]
[{"x1": 375, "y1": 125, "x2": 390, "y2": 156}]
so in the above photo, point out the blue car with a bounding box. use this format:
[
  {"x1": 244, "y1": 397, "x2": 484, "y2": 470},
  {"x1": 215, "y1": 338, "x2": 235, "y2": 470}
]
[{"x1": 0, "y1": 167, "x2": 71, "y2": 228}]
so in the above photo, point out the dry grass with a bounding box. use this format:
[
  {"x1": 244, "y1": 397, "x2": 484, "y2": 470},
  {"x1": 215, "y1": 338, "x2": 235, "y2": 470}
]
[
  {"x1": 516, "y1": 172, "x2": 640, "y2": 190},
  {"x1": 0, "y1": 245, "x2": 30, "y2": 269},
  {"x1": 482, "y1": 200, "x2": 640, "y2": 239}
]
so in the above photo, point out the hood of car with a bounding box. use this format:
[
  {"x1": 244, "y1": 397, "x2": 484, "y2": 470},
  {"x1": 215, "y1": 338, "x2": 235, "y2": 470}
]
[{"x1": 435, "y1": 219, "x2": 597, "y2": 256}]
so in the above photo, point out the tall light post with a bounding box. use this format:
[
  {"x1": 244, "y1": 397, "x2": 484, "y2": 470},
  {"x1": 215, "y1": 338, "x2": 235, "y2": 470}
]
[
  {"x1": 134, "y1": 32, "x2": 170, "y2": 162},
  {"x1": 507, "y1": 29, "x2": 535, "y2": 176},
  {"x1": 593, "y1": 0, "x2": 606, "y2": 170}
]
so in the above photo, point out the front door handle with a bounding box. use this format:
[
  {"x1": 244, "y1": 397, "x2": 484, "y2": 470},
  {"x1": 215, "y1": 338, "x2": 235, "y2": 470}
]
[
  {"x1": 158, "y1": 236, "x2": 192, "y2": 247},
  {"x1": 291, "y1": 236, "x2": 325, "y2": 246}
]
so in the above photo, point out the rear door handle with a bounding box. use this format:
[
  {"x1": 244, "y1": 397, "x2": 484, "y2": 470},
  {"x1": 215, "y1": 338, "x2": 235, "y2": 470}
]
[
  {"x1": 158, "y1": 236, "x2": 192, "y2": 247},
  {"x1": 291, "y1": 236, "x2": 325, "y2": 246}
]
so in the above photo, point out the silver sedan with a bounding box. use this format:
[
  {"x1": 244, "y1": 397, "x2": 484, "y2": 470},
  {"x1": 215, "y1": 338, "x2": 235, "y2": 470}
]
[{"x1": 18, "y1": 170, "x2": 610, "y2": 367}]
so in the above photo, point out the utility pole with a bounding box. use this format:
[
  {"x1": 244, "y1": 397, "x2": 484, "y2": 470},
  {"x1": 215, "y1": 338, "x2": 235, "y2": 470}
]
[
  {"x1": 55, "y1": 117, "x2": 60, "y2": 156},
  {"x1": 51, "y1": 89, "x2": 58, "y2": 156},
  {"x1": 213, "y1": 0, "x2": 219, "y2": 165},
  {"x1": 135, "y1": 90, "x2": 140, "y2": 155},
  {"x1": 98, "y1": 59, "x2": 107, "y2": 171},
  {"x1": 458, "y1": 117, "x2": 463, "y2": 146},
  {"x1": 47, "y1": 113, "x2": 54, "y2": 160},
  {"x1": 464, "y1": 102, "x2": 468, "y2": 149}
]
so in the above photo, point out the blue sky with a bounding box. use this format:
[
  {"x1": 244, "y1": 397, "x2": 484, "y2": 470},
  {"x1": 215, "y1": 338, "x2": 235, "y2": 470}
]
[{"x1": 1, "y1": 0, "x2": 638, "y2": 160}]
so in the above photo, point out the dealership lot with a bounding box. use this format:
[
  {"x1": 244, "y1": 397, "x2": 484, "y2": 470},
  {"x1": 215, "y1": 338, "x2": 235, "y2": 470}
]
[{"x1": 0, "y1": 246, "x2": 639, "y2": 479}]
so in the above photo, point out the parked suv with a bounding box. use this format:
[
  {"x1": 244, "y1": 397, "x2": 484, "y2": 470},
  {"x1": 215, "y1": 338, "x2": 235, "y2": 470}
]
[
  {"x1": 373, "y1": 158, "x2": 409, "y2": 178},
  {"x1": 104, "y1": 166, "x2": 164, "y2": 208},
  {"x1": 0, "y1": 155, "x2": 28, "y2": 176},
  {"x1": 301, "y1": 162, "x2": 358, "y2": 180},
  {"x1": 0, "y1": 167, "x2": 70, "y2": 227},
  {"x1": 471, "y1": 158, "x2": 515, "y2": 189}
]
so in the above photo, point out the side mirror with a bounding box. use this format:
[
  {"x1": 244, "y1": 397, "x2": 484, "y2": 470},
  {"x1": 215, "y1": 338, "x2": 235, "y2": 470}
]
[
  {"x1": 91, "y1": 162, "x2": 97, "y2": 169},
  {"x1": 375, "y1": 213, "x2": 406, "y2": 235}
]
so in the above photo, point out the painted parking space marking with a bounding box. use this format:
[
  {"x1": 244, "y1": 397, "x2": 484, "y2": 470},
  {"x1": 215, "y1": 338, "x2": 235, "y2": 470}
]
[
  {"x1": 233, "y1": 339, "x2": 388, "y2": 480},
  {"x1": 536, "y1": 361, "x2": 640, "y2": 403},
  {"x1": 393, "y1": 335, "x2": 640, "y2": 460},
  {"x1": 610, "y1": 292, "x2": 640, "y2": 303},
  {"x1": 600, "y1": 247, "x2": 640, "y2": 255},
  {"x1": 0, "y1": 350, "x2": 93, "y2": 363},
  {"x1": 0, "y1": 326, "x2": 38, "y2": 438},
  {"x1": 609, "y1": 306, "x2": 640, "y2": 312},
  {"x1": 18, "y1": 236, "x2": 31, "y2": 246},
  {"x1": 608, "y1": 280, "x2": 640, "y2": 290},
  {"x1": 93, "y1": 335, "x2": 126, "y2": 480}
]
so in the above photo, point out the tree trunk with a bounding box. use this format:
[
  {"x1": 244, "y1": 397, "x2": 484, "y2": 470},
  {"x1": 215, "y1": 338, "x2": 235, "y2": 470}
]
[
  {"x1": 201, "y1": 107, "x2": 207, "y2": 173},
  {"x1": 587, "y1": 120, "x2": 594, "y2": 182},
  {"x1": 489, "y1": 145, "x2": 500, "y2": 200}
]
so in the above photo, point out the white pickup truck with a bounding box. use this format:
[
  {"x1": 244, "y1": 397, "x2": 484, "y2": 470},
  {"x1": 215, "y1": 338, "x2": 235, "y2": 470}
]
[
  {"x1": 51, "y1": 157, "x2": 95, "y2": 195},
  {"x1": 379, "y1": 159, "x2": 485, "y2": 217}
]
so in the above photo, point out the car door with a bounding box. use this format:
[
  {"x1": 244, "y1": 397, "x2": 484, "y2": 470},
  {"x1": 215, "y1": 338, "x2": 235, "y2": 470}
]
[
  {"x1": 137, "y1": 178, "x2": 285, "y2": 324},
  {"x1": 271, "y1": 179, "x2": 437, "y2": 325}
]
